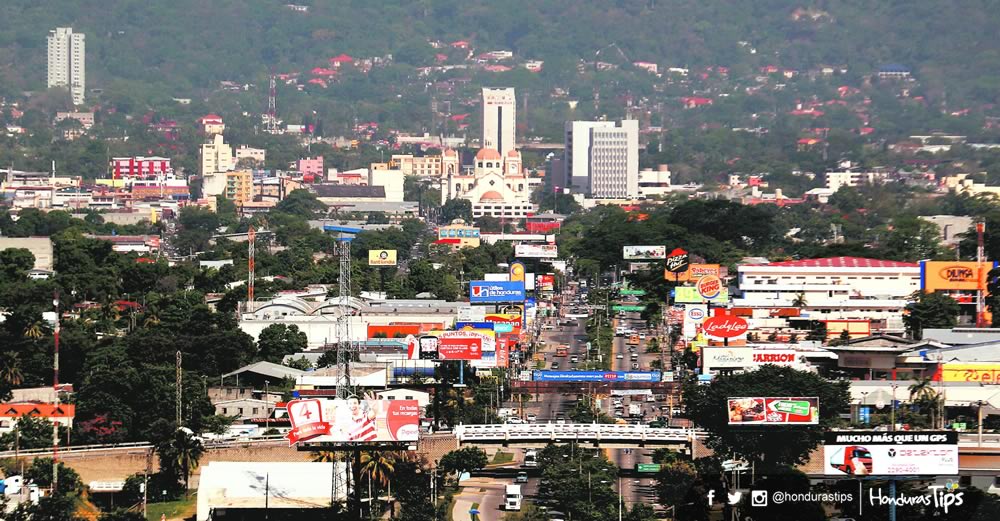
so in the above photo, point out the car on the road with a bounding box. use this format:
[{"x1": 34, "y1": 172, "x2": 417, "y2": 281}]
[
  {"x1": 570, "y1": 356, "x2": 579, "y2": 363},
  {"x1": 515, "y1": 472, "x2": 529, "y2": 483},
  {"x1": 614, "y1": 409, "x2": 623, "y2": 417},
  {"x1": 616, "y1": 353, "x2": 624, "y2": 359},
  {"x1": 506, "y1": 417, "x2": 525, "y2": 424},
  {"x1": 550, "y1": 362, "x2": 559, "y2": 369},
  {"x1": 526, "y1": 413, "x2": 537, "y2": 422},
  {"x1": 638, "y1": 333, "x2": 646, "y2": 340}
]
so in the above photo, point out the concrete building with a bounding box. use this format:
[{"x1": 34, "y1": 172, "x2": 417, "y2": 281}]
[
  {"x1": 733, "y1": 257, "x2": 920, "y2": 331},
  {"x1": 440, "y1": 148, "x2": 534, "y2": 218},
  {"x1": 564, "y1": 120, "x2": 639, "y2": 198},
  {"x1": 368, "y1": 167, "x2": 405, "y2": 202},
  {"x1": 435, "y1": 221, "x2": 482, "y2": 249},
  {"x1": 224, "y1": 170, "x2": 253, "y2": 207},
  {"x1": 47, "y1": 27, "x2": 85, "y2": 105},
  {"x1": 298, "y1": 157, "x2": 324, "y2": 179},
  {"x1": 198, "y1": 114, "x2": 225, "y2": 135},
  {"x1": 54, "y1": 111, "x2": 94, "y2": 129},
  {"x1": 0, "y1": 237, "x2": 54, "y2": 271},
  {"x1": 234, "y1": 145, "x2": 266, "y2": 166},
  {"x1": 638, "y1": 165, "x2": 672, "y2": 198},
  {"x1": 110, "y1": 156, "x2": 173, "y2": 179},
  {"x1": 201, "y1": 134, "x2": 234, "y2": 178},
  {"x1": 0, "y1": 404, "x2": 75, "y2": 436},
  {"x1": 482, "y1": 87, "x2": 516, "y2": 156},
  {"x1": 920, "y1": 215, "x2": 974, "y2": 248},
  {"x1": 825, "y1": 169, "x2": 890, "y2": 191},
  {"x1": 390, "y1": 154, "x2": 443, "y2": 177}
]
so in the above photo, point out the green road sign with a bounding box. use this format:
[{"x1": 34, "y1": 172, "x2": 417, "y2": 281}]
[
  {"x1": 636, "y1": 463, "x2": 661, "y2": 473},
  {"x1": 952, "y1": 422, "x2": 967, "y2": 430},
  {"x1": 620, "y1": 289, "x2": 646, "y2": 296},
  {"x1": 613, "y1": 305, "x2": 646, "y2": 312},
  {"x1": 771, "y1": 400, "x2": 811, "y2": 417}
]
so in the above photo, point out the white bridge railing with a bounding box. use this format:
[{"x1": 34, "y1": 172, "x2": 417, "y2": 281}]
[{"x1": 454, "y1": 423, "x2": 703, "y2": 444}]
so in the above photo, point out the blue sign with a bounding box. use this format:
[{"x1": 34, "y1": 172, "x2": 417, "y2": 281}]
[
  {"x1": 469, "y1": 281, "x2": 526, "y2": 303},
  {"x1": 532, "y1": 370, "x2": 662, "y2": 382},
  {"x1": 859, "y1": 406, "x2": 871, "y2": 424},
  {"x1": 455, "y1": 322, "x2": 495, "y2": 331},
  {"x1": 525, "y1": 298, "x2": 537, "y2": 309}
]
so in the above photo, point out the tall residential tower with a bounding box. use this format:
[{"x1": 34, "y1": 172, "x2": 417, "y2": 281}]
[
  {"x1": 482, "y1": 88, "x2": 516, "y2": 157},
  {"x1": 47, "y1": 27, "x2": 86, "y2": 106}
]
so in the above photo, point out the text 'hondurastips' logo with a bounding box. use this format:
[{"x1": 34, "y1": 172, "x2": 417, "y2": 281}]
[{"x1": 939, "y1": 265, "x2": 975, "y2": 282}]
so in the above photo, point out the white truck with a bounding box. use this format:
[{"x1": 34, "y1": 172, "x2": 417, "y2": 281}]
[
  {"x1": 505, "y1": 484, "x2": 523, "y2": 510},
  {"x1": 628, "y1": 403, "x2": 643, "y2": 418}
]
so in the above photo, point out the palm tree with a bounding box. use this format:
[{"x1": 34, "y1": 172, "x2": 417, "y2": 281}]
[
  {"x1": 23, "y1": 320, "x2": 45, "y2": 340},
  {"x1": 791, "y1": 292, "x2": 807, "y2": 309},
  {"x1": 0, "y1": 352, "x2": 24, "y2": 387},
  {"x1": 360, "y1": 450, "x2": 398, "y2": 489},
  {"x1": 909, "y1": 377, "x2": 941, "y2": 427},
  {"x1": 312, "y1": 450, "x2": 339, "y2": 463},
  {"x1": 157, "y1": 427, "x2": 205, "y2": 494}
]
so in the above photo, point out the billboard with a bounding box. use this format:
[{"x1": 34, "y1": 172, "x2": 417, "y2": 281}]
[
  {"x1": 920, "y1": 260, "x2": 995, "y2": 292},
  {"x1": 485, "y1": 313, "x2": 522, "y2": 333},
  {"x1": 368, "y1": 250, "x2": 398, "y2": 266},
  {"x1": 510, "y1": 262, "x2": 526, "y2": 283},
  {"x1": 823, "y1": 431, "x2": 958, "y2": 476},
  {"x1": 667, "y1": 264, "x2": 722, "y2": 282},
  {"x1": 727, "y1": 397, "x2": 819, "y2": 425},
  {"x1": 665, "y1": 248, "x2": 690, "y2": 273},
  {"x1": 702, "y1": 315, "x2": 748, "y2": 338},
  {"x1": 405, "y1": 331, "x2": 495, "y2": 360},
  {"x1": 469, "y1": 281, "x2": 526, "y2": 303},
  {"x1": 623, "y1": 246, "x2": 666, "y2": 260},
  {"x1": 674, "y1": 287, "x2": 729, "y2": 303},
  {"x1": 939, "y1": 363, "x2": 1000, "y2": 384},
  {"x1": 285, "y1": 398, "x2": 420, "y2": 445},
  {"x1": 696, "y1": 275, "x2": 724, "y2": 300},
  {"x1": 703, "y1": 348, "x2": 801, "y2": 371},
  {"x1": 516, "y1": 244, "x2": 559, "y2": 258},
  {"x1": 532, "y1": 370, "x2": 662, "y2": 382},
  {"x1": 537, "y1": 274, "x2": 555, "y2": 291}
]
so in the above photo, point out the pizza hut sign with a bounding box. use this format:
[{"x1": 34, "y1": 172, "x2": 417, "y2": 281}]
[
  {"x1": 702, "y1": 316, "x2": 749, "y2": 338},
  {"x1": 665, "y1": 248, "x2": 690, "y2": 273}
]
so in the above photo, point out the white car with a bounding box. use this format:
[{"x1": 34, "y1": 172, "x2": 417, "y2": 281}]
[
  {"x1": 526, "y1": 413, "x2": 537, "y2": 422},
  {"x1": 506, "y1": 417, "x2": 524, "y2": 424},
  {"x1": 616, "y1": 354, "x2": 624, "y2": 359},
  {"x1": 638, "y1": 333, "x2": 646, "y2": 340}
]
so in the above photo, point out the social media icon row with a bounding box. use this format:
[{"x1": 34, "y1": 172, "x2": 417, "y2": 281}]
[{"x1": 706, "y1": 490, "x2": 745, "y2": 506}]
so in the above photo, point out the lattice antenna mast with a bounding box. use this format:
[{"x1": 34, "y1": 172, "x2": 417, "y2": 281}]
[
  {"x1": 336, "y1": 238, "x2": 355, "y2": 399},
  {"x1": 266, "y1": 74, "x2": 278, "y2": 134}
]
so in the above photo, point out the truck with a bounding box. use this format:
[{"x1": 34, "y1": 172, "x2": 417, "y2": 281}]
[
  {"x1": 628, "y1": 403, "x2": 643, "y2": 418},
  {"x1": 555, "y1": 346, "x2": 569, "y2": 357},
  {"x1": 523, "y1": 449, "x2": 539, "y2": 468},
  {"x1": 505, "y1": 484, "x2": 523, "y2": 510},
  {"x1": 627, "y1": 334, "x2": 640, "y2": 346},
  {"x1": 828, "y1": 446, "x2": 873, "y2": 475}
]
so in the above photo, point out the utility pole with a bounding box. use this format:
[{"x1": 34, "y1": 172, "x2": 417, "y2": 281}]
[
  {"x1": 176, "y1": 351, "x2": 183, "y2": 427},
  {"x1": 52, "y1": 291, "x2": 60, "y2": 495},
  {"x1": 248, "y1": 226, "x2": 256, "y2": 308}
]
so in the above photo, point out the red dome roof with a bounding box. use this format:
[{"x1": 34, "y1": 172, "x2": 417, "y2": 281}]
[
  {"x1": 475, "y1": 148, "x2": 501, "y2": 160},
  {"x1": 480, "y1": 190, "x2": 504, "y2": 201}
]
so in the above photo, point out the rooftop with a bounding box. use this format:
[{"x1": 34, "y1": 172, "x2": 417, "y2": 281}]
[
  {"x1": 754, "y1": 256, "x2": 919, "y2": 268},
  {"x1": 312, "y1": 185, "x2": 386, "y2": 199}
]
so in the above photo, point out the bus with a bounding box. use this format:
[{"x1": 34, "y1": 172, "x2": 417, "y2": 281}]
[
  {"x1": 627, "y1": 334, "x2": 640, "y2": 346},
  {"x1": 555, "y1": 346, "x2": 569, "y2": 357},
  {"x1": 523, "y1": 450, "x2": 538, "y2": 468}
]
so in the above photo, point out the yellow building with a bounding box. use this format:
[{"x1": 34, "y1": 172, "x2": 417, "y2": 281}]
[
  {"x1": 225, "y1": 170, "x2": 253, "y2": 207},
  {"x1": 390, "y1": 154, "x2": 444, "y2": 177}
]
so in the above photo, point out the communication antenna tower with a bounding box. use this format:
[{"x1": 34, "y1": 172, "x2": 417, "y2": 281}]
[
  {"x1": 248, "y1": 226, "x2": 256, "y2": 306},
  {"x1": 266, "y1": 74, "x2": 278, "y2": 134}
]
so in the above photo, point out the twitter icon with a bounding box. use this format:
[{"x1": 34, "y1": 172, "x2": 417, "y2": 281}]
[{"x1": 728, "y1": 491, "x2": 743, "y2": 504}]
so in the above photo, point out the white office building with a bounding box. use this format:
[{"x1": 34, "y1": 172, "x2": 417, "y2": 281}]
[
  {"x1": 47, "y1": 27, "x2": 85, "y2": 106},
  {"x1": 732, "y1": 257, "x2": 920, "y2": 329},
  {"x1": 482, "y1": 88, "x2": 516, "y2": 157},
  {"x1": 564, "y1": 120, "x2": 639, "y2": 198}
]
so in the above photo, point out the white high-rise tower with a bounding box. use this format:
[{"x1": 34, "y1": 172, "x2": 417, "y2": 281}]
[
  {"x1": 482, "y1": 88, "x2": 516, "y2": 156},
  {"x1": 47, "y1": 27, "x2": 86, "y2": 106}
]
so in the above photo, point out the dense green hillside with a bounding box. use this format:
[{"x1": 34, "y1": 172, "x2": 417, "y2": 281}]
[{"x1": 2, "y1": 0, "x2": 999, "y2": 104}]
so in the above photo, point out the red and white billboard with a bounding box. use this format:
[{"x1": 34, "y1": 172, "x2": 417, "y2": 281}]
[
  {"x1": 702, "y1": 315, "x2": 748, "y2": 338},
  {"x1": 286, "y1": 398, "x2": 421, "y2": 445},
  {"x1": 537, "y1": 274, "x2": 555, "y2": 292},
  {"x1": 405, "y1": 331, "x2": 494, "y2": 360}
]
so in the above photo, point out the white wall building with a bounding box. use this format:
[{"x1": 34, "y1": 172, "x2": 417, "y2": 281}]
[
  {"x1": 201, "y1": 134, "x2": 234, "y2": 177},
  {"x1": 564, "y1": 120, "x2": 639, "y2": 198},
  {"x1": 440, "y1": 148, "x2": 534, "y2": 218},
  {"x1": 482, "y1": 87, "x2": 516, "y2": 156},
  {"x1": 825, "y1": 170, "x2": 890, "y2": 191},
  {"x1": 47, "y1": 27, "x2": 85, "y2": 105},
  {"x1": 638, "y1": 165, "x2": 672, "y2": 198},
  {"x1": 234, "y1": 145, "x2": 266, "y2": 166},
  {"x1": 733, "y1": 257, "x2": 920, "y2": 329}
]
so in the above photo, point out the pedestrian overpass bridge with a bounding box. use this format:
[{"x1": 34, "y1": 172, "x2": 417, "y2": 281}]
[{"x1": 453, "y1": 423, "x2": 703, "y2": 452}]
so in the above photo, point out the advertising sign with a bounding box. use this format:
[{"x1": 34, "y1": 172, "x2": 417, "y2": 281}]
[
  {"x1": 515, "y1": 244, "x2": 559, "y2": 258},
  {"x1": 939, "y1": 363, "x2": 1000, "y2": 384},
  {"x1": 510, "y1": 262, "x2": 526, "y2": 283},
  {"x1": 532, "y1": 371, "x2": 662, "y2": 382},
  {"x1": 623, "y1": 246, "x2": 666, "y2": 260},
  {"x1": 455, "y1": 322, "x2": 495, "y2": 331},
  {"x1": 686, "y1": 304, "x2": 708, "y2": 323},
  {"x1": 457, "y1": 306, "x2": 486, "y2": 322},
  {"x1": 667, "y1": 263, "x2": 722, "y2": 282},
  {"x1": 537, "y1": 274, "x2": 555, "y2": 291},
  {"x1": 727, "y1": 397, "x2": 819, "y2": 425},
  {"x1": 920, "y1": 260, "x2": 996, "y2": 292},
  {"x1": 823, "y1": 431, "x2": 958, "y2": 476},
  {"x1": 406, "y1": 331, "x2": 495, "y2": 360},
  {"x1": 469, "y1": 281, "x2": 526, "y2": 303},
  {"x1": 485, "y1": 313, "x2": 522, "y2": 333},
  {"x1": 696, "y1": 275, "x2": 724, "y2": 300},
  {"x1": 674, "y1": 287, "x2": 729, "y2": 303},
  {"x1": 703, "y1": 348, "x2": 753, "y2": 369},
  {"x1": 702, "y1": 315, "x2": 748, "y2": 338},
  {"x1": 751, "y1": 350, "x2": 799, "y2": 365},
  {"x1": 665, "y1": 248, "x2": 690, "y2": 273},
  {"x1": 286, "y1": 398, "x2": 420, "y2": 445},
  {"x1": 613, "y1": 305, "x2": 646, "y2": 312},
  {"x1": 367, "y1": 250, "x2": 398, "y2": 266}
]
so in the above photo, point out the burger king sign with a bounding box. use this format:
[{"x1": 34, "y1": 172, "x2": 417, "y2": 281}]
[{"x1": 696, "y1": 275, "x2": 723, "y2": 300}]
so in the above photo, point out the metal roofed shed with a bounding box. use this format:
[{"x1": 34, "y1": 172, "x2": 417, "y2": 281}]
[
  {"x1": 196, "y1": 462, "x2": 347, "y2": 520},
  {"x1": 221, "y1": 361, "x2": 306, "y2": 387}
]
